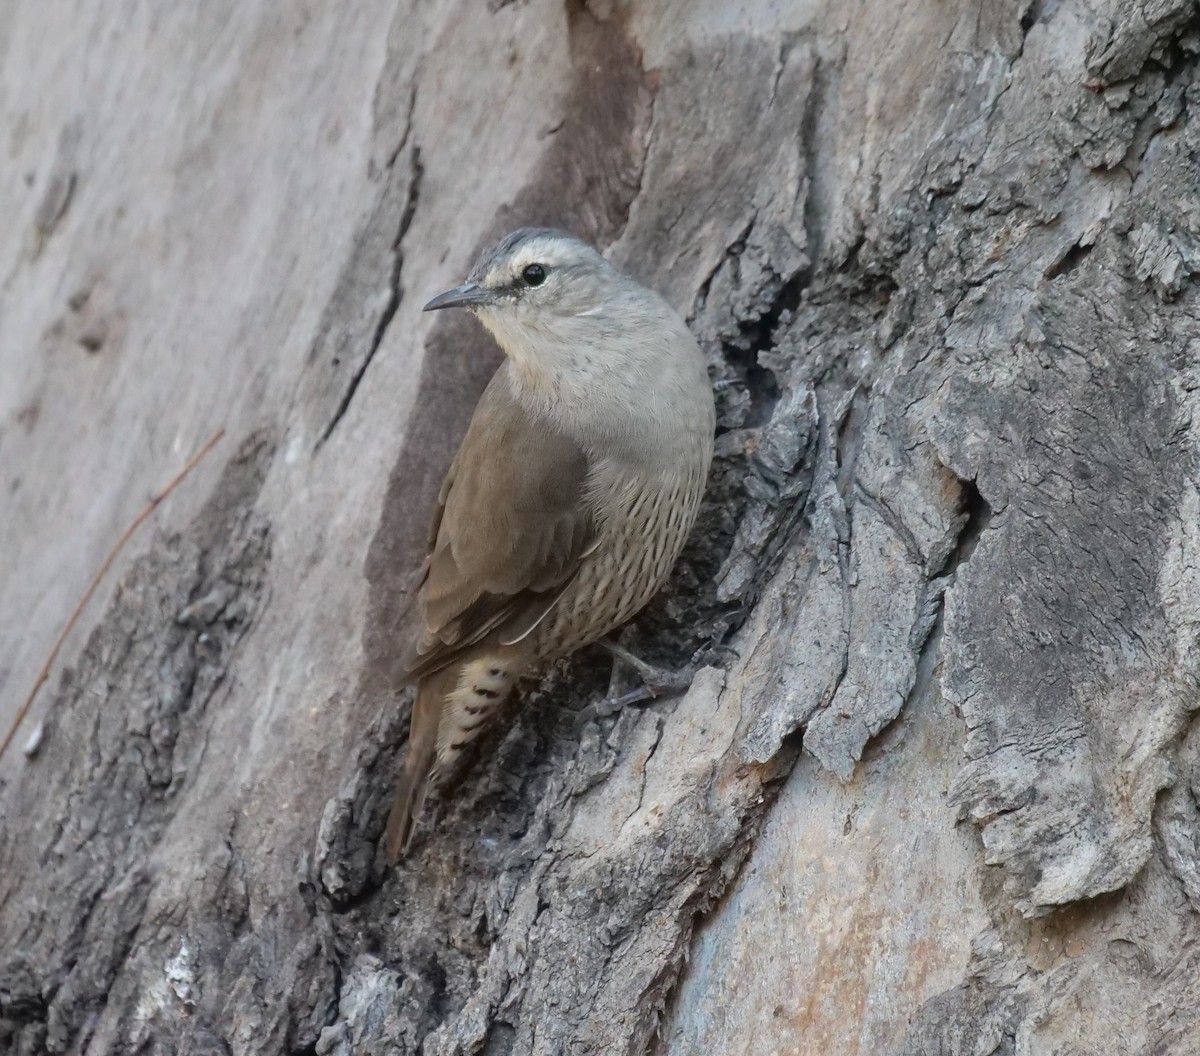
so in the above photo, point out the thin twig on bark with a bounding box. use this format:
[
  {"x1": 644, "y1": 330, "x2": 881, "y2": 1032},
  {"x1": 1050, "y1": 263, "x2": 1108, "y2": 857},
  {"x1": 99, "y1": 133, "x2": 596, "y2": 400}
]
[{"x1": 0, "y1": 427, "x2": 226, "y2": 763}]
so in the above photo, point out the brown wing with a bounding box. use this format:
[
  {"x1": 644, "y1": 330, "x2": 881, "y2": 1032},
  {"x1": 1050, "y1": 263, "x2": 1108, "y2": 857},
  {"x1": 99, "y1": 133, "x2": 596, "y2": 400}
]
[{"x1": 404, "y1": 366, "x2": 597, "y2": 681}]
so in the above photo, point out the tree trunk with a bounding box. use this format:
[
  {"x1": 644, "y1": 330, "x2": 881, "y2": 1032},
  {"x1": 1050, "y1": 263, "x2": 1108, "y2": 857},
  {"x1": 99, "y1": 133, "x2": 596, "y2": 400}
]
[{"x1": 3, "y1": 1, "x2": 1199, "y2": 1053}]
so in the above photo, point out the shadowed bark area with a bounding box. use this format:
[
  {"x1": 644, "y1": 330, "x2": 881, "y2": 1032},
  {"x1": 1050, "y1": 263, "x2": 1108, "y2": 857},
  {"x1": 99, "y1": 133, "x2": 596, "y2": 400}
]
[{"x1": 2, "y1": 1, "x2": 1199, "y2": 1054}]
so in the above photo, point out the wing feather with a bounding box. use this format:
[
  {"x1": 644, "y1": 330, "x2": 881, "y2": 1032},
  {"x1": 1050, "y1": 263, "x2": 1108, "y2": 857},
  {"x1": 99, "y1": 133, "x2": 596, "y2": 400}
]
[{"x1": 404, "y1": 366, "x2": 596, "y2": 681}]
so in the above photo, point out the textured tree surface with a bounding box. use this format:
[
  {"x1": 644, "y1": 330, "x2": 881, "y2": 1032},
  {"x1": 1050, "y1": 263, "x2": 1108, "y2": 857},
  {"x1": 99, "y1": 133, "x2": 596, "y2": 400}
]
[{"x1": 3, "y1": 0, "x2": 1200, "y2": 1052}]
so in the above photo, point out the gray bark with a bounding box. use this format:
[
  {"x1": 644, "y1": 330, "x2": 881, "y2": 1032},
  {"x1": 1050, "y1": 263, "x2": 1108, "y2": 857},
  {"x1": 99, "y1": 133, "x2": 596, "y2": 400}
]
[{"x1": 2, "y1": 0, "x2": 1199, "y2": 1053}]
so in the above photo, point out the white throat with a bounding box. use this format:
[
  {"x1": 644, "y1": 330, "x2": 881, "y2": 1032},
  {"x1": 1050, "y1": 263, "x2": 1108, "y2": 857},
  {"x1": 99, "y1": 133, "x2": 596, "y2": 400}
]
[{"x1": 476, "y1": 301, "x2": 713, "y2": 463}]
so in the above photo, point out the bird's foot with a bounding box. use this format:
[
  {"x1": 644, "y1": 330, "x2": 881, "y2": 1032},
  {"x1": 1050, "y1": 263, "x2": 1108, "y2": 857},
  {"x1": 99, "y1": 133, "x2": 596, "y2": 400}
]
[
  {"x1": 600, "y1": 640, "x2": 697, "y2": 695},
  {"x1": 579, "y1": 685, "x2": 659, "y2": 724},
  {"x1": 578, "y1": 639, "x2": 739, "y2": 724}
]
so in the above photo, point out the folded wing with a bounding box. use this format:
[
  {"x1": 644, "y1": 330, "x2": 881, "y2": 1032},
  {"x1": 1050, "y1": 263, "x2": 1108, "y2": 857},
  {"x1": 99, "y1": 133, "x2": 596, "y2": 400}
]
[{"x1": 405, "y1": 367, "x2": 597, "y2": 681}]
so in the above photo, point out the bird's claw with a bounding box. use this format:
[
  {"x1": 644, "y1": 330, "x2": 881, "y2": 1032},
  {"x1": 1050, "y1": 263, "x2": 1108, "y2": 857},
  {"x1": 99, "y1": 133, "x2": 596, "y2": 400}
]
[
  {"x1": 577, "y1": 638, "x2": 739, "y2": 729},
  {"x1": 576, "y1": 685, "x2": 658, "y2": 729},
  {"x1": 689, "y1": 641, "x2": 740, "y2": 669},
  {"x1": 599, "y1": 640, "x2": 697, "y2": 695}
]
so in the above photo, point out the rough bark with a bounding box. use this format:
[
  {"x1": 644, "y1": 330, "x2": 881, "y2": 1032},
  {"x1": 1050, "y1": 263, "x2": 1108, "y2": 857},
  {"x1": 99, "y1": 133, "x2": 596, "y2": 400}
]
[{"x1": 2, "y1": 1, "x2": 1199, "y2": 1053}]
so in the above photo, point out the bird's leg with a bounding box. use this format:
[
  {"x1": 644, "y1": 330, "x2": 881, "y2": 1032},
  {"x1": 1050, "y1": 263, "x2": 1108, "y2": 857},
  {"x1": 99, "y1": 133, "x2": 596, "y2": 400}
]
[
  {"x1": 579, "y1": 638, "x2": 740, "y2": 724},
  {"x1": 599, "y1": 640, "x2": 697, "y2": 694}
]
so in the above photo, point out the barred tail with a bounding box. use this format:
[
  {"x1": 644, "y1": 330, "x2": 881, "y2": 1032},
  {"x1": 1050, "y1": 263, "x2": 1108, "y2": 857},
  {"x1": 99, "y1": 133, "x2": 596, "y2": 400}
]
[{"x1": 384, "y1": 647, "x2": 527, "y2": 863}]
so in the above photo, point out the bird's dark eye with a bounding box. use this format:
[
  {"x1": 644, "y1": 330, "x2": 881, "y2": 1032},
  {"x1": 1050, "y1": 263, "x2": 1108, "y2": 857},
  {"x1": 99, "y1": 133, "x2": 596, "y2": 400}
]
[{"x1": 522, "y1": 263, "x2": 547, "y2": 286}]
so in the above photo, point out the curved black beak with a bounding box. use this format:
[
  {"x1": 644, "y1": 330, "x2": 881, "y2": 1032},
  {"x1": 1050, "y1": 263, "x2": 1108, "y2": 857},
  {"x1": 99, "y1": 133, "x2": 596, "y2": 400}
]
[{"x1": 423, "y1": 283, "x2": 490, "y2": 312}]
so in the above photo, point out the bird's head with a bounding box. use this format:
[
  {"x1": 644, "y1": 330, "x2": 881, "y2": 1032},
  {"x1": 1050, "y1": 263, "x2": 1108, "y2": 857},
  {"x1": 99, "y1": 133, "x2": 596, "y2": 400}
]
[
  {"x1": 422, "y1": 227, "x2": 708, "y2": 442},
  {"x1": 423, "y1": 228, "x2": 622, "y2": 353}
]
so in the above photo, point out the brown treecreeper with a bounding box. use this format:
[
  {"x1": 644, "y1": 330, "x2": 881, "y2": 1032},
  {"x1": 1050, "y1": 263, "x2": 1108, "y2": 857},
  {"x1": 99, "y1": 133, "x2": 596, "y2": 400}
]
[{"x1": 386, "y1": 228, "x2": 715, "y2": 862}]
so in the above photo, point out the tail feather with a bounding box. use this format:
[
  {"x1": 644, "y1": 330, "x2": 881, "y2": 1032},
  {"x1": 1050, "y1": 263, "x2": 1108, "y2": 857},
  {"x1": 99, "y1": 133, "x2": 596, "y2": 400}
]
[
  {"x1": 383, "y1": 647, "x2": 526, "y2": 864},
  {"x1": 385, "y1": 670, "x2": 452, "y2": 863},
  {"x1": 384, "y1": 747, "x2": 434, "y2": 863}
]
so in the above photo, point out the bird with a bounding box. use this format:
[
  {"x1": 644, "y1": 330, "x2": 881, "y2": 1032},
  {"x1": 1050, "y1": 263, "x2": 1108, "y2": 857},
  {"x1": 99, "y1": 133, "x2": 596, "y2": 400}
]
[{"x1": 385, "y1": 227, "x2": 715, "y2": 862}]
